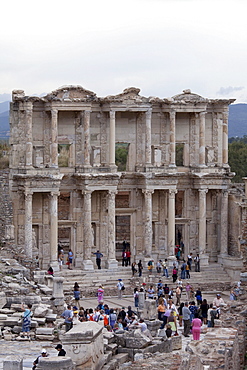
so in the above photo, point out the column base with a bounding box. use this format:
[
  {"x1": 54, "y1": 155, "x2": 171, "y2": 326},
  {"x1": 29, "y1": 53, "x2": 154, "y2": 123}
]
[
  {"x1": 82, "y1": 260, "x2": 94, "y2": 271},
  {"x1": 50, "y1": 261, "x2": 60, "y2": 272},
  {"x1": 167, "y1": 255, "x2": 177, "y2": 267},
  {"x1": 199, "y1": 254, "x2": 209, "y2": 267},
  {"x1": 217, "y1": 254, "x2": 243, "y2": 280},
  {"x1": 106, "y1": 259, "x2": 118, "y2": 269},
  {"x1": 75, "y1": 256, "x2": 84, "y2": 268}
]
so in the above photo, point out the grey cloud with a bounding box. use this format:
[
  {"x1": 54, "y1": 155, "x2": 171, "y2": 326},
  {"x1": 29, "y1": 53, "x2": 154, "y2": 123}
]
[{"x1": 217, "y1": 86, "x2": 244, "y2": 96}]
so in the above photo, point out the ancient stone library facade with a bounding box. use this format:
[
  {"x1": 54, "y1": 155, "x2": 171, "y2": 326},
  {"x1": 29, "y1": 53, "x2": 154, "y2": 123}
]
[{"x1": 8, "y1": 86, "x2": 244, "y2": 274}]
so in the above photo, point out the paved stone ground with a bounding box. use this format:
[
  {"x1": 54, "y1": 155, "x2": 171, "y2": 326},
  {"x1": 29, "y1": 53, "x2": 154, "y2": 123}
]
[{"x1": 0, "y1": 290, "x2": 231, "y2": 369}]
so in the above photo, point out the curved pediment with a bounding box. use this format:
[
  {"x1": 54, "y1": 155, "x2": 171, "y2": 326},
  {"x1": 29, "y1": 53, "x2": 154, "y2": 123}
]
[
  {"x1": 102, "y1": 87, "x2": 148, "y2": 103},
  {"x1": 172, "y1": 89, "x2": 207, "y2": 103},
  {"x1": 44, "y1": 85, "x2": 97, "y2": 102}
]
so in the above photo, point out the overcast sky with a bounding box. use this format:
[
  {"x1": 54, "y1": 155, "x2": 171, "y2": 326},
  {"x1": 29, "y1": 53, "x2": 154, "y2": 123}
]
[{"x1": 1, "y1": 0, "x2": 247, "y2": 103}]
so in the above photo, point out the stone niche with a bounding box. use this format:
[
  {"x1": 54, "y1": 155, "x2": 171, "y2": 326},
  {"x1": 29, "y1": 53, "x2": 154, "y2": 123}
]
[{"x1": 61, "y1": 321, "x2": 105, "y2": 370}]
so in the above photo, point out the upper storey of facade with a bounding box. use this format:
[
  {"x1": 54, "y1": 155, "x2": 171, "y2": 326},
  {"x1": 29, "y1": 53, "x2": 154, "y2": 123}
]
[{"x1": 9, "y1": 85, "x2": 235, "y2": 178}]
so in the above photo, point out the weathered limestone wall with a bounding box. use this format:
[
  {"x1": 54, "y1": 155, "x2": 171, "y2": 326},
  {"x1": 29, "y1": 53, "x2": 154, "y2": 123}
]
[{"x1": 0, "y1": 170, "x2": 13, "y2": 242}]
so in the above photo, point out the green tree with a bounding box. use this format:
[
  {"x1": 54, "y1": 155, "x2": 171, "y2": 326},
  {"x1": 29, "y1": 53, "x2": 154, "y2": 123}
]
[
  {"x1": 115, "y1": 144, "x2": 129, "y2": 171},
  {"x1": 228, "y1": 140, "x2": 247, "y2": 182}
]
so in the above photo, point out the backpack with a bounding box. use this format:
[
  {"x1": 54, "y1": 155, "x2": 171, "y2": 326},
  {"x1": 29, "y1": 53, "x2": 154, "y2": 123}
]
[{"x1": 164, "y1": 286, "x2": 169, "y2": 294}]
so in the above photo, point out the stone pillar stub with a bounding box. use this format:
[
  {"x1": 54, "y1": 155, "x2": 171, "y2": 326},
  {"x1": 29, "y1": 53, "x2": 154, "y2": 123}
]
[
  {"x1": 142, "y1": 189, "x2": 154, "y2": 257},
  {"x1": 36, "y1": 357, "x2": 75, "y2": 370},
  {"x1": 143, "y1": 299, "x2": 157, "y2": 320},
  {"x1": 106, "y1": 189, "x2": 118, "y2": 269},
  {"x1": 82, "y1": 191, "x2": 94, "y2": 270},
  {"x1": 25, "y1": 190, "x2": 33, "y2": 259},
  {"x1": 3, "y1": 356, "x2": 23, "y2": 370},
  {"x1": 52, "y1": 276, "x2": 65, "y2": 309},
  {"x1": 61, "y1": 322, "x2": 105, "y2": 370}
]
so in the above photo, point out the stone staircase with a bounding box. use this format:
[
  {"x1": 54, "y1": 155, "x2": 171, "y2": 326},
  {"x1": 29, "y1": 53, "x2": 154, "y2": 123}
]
[{"x1": 53, "y1": 262, "x2": 233, "y2": 298}]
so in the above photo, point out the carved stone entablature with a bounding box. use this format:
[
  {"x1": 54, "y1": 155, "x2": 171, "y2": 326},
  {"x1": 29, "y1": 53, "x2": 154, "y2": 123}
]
[
  {"x1": 74, "y1": 172, "x2": 121, "y2": 189},
  {"x1": 101, "y1": 87, "x2": 149, "y2": 104},
  {"x1": 44, "y1": 85, "x2": 97, "y2": 102}
]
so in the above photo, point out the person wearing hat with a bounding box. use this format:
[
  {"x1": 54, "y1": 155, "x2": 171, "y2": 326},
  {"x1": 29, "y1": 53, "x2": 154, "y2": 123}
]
[
  {"x1": 32, "y1": 349, "x2": 48, "y2": 369},
  {"x1": 212, "y1": 293, "x2": 226, "y2": 318},
  {"x1": 55, "y1": 344, "x2": 66, "y2": 356}
]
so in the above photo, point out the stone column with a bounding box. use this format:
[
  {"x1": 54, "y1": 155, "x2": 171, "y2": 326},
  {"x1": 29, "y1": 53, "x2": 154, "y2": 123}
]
[
  {"x1": 106, "y1": 190, "x2": 118, "y2": 269},
  {"x1": 220, "y1": 190, "x2": 229, "y2": 256},
  {"x1": 222, "y1": 111, "x2": 228, "y2": 166},
  {"x1": 25, "y1": 190, "x2": 33, "y2": 259},
  {"x1": 199, "y1": 112, "x2": 206, "y2": 166},
  {"x1": 169, "y1": 110, "x2": 176, "y2": 167},
  {"x1": 82, "y1": 191, "x2": 94, "y2": 270},
  {"x1": 198, "y1": 189, "x2": 209, "y2": 265},
  {"x1": 142, "y1": 189, "x2": 154, "y2": 257},
  {"x1": 52, "y1": 276, "x2": 65, "y2": 310},
  {"x1": 51, "y1": 108, "x2": 58, "y2": 168},
  {"x1": 168, "y1": 189, "x2": 176, "y2": 256},
  {"x1": 25, "y1": 101, "x2": 33, "y2": 167},
  {"x1": 109, "y1": 111, "x2": 116, "y2": 166},
  {"x1": 50, "y1": 191, "x2": 59, "y2": 271},
  {"x1": 84, "y1": 110, "x2": 91, "y2": 167},
  {"x1": 145, "y1": 108, "x2": 152, "y2": 165}
]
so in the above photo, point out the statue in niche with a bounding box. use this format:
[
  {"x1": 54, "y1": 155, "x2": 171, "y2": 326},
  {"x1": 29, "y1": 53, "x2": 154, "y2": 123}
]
[{"x1": 91, "y1": 226, "x2": 95, "y2": 247}]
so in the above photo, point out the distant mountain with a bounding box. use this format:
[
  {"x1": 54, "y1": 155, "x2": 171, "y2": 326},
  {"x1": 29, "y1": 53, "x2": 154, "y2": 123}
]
[
  {"x1": 0, "y1": 100, "x2": 246, "y2": 140},
  {"x1": 228, "y1": 104, "x2": 247, "y2": 138}
]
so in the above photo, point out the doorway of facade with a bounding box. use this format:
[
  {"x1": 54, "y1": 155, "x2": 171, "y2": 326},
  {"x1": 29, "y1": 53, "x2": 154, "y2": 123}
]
[
  {"x1": 175, "y1": 224, "x2": 184, "y2": 258},
  {"x1": 115, "y1": 215, "x2": 130, "y2": 262}
]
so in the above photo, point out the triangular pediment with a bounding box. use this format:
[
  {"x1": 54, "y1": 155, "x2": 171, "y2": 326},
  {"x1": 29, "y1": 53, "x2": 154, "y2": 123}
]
[{"x1": 45, "y1": 85, "x2": 97, "y2": 101}]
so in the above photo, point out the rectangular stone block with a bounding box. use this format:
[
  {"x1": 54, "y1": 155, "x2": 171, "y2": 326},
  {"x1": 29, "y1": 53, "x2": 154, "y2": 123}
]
[
  {"x1": 36, "y1": 335, "x2": 55, "y2": 341},
  {"x1": 3, "y1": 355, "x2": 23, "y2": 370},
  {"x1": 36, "y1": 327, "x2": 54, "y2": 335}
]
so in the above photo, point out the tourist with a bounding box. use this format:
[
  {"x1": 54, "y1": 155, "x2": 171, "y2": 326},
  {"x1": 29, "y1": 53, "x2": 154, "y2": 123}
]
[
  {"x1": 92, "y1": 250, "x2": 103, "y2": 269},
  {"x1": 195, "y1": 287, "x2": 202, "y2": 305},
  {"x1": 156, "y1": 260, "x2": 162, "y2": 274},
  {"x1": 137, "y1": 260, "x2": 143, "y2": 277},
  {"x1": 182, "y1": 301, "x2": 191, "y2": 337},
  {"x1": 131, "y1": 261, "x2": 137, "y2": 277},
  {"x1": 32, "y1": 349, "x2": 48, "y2": 370},
  {"x1": 147, "y1": 285, "x2": 155, "y2": 299},
  {"x1": 21, "y1": 303, "x2": 32, "y2": 338},
  {"x1": 167, "y1": 309, "x2": 178, "y2": 335},
  {"x1": 157, "y1": 279, "x2": 163, "y2": 298},
  {"x1": 176, "y1": 247, "x2": 181, "y2": 261},
  {"x1": 147, "y1": 259, "x2": 154, "y2": 274},
  {"x1": 178, "y1": 302, "x2": 184, "y2": 327},
  {"x1": 185, "y1": 262, "x2": 190, "y2": 279},
  {"x1": 109, "y1": 309, "x2": 117, "y2": 329},
  {"x1": 190, "y1": 286, "x2": 195, "y2": 300},
  {"x1": 200, "y1": 299, "x2": 209, "y2": 325},
  {"x1": 118, "y1": 307, "x2": 126, "y2": 322},
  {"x1": 73, "y1": 282, "x2": 80, "y2": 302},
  {"x1": 189, "y1": 301, "x2": 198, "y2": 322},
  {"x1": 122, "y1": 250, "x2": 127, "y2": 266},
  {"x1": 185, "y1": 282, "x2": 192, "y2": 301},
  {"x1": 58, "y1": 250, "x2": 64, "y2": 270},
  {"x1": 213, "y1": 293, "x2": 226, "y2": 318},
  {"x1": 194, "y1": 253, "x2": 200, "y2": 272},
  {"x1": 172, "y1": 265, "x2": 178, "y2": 283},
  {"x1": 47, "y1": 266, "x2": 54, "y2": 276},
  {"x1": 97, "y1": 285, "x2": 104, "y2": 303},
  {"x1": 162, "y1": 259, "x2": 169, "y2": 278},
  {"x1": 187, "y1": 253, "x2": 193, "y2": 270},
  {"x1": 210, "y1": 306, "x2": 218, "y2": 327},
  {"x1": 207, "y1": 303, "x2": 214, "y2": 327},
  {"x1": 126, "y1": 249, "x2": 131, "y2": 266},
  {"x1": 55, "y1": 344, "x2": 66, "y2": 356},
  {"x1": 87, "y1": 308, "x2": 94, "y2": 321},
  {"x1": 134, "y1": 287, "x2": 139, "y2": 307},
  {"x1": 175, "y1": 285, "x2": 182, "y2": 306},
  {"x1": 230, "y1": 286, "x2": 238, "y2": 300},
  {"x1": 78, "y1": 307, "x2": 86, "y2": 322},
  {"x1": 61, "y1": 305, "x2": 73, "y2": 332},
  {"x1": 117, "y1": 279, "x2": 124, "y2": 299},
  {"x1": 157, "y1": 298, "x2": 166, "y2": 322},
  {"x1": 167, "y1": 298, "x2": 178, "y2": 315},
  {"x1": 163, "y1": 283, "x2": 169, "y2": 301},
  {"x1": 191, "y1": 312, "x2": 202, "y2": 340},
  {"x1": 165, "y1": 324, "x2": 172, "y2": 338},
  {"x1": 180, "y1": 259, "x2": 186, "y2": 279},
  {"x1": 67, "y1": 249, "x2": 73, "y2": 269}
]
